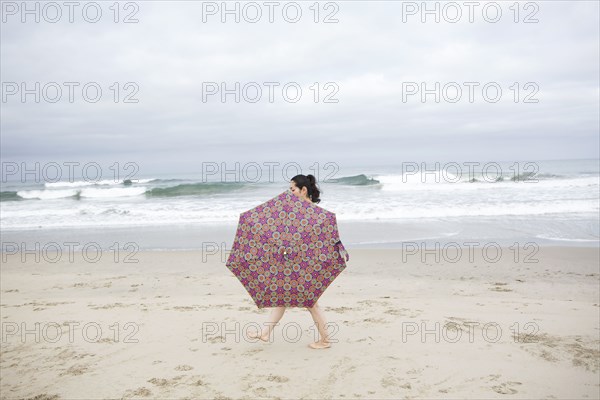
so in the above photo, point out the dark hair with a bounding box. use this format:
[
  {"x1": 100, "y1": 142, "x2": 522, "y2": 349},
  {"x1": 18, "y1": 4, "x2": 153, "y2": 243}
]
[{"x1": 291, "y1": 174, "x2": 321, "y2": 204}]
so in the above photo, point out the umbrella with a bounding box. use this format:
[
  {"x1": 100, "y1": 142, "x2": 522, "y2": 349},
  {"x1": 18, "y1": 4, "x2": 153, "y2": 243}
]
[{"x1": 225, "y1": 189, "x2": 349, "y2": 308}]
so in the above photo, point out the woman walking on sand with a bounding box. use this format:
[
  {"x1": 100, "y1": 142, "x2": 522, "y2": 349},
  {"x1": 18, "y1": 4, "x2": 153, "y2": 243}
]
[{"x1": 248, "y1": 174, "x2": 333, "y2": 350}]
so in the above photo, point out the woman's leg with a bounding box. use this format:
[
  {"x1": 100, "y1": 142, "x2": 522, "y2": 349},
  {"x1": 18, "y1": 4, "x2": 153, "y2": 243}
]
[
  {"x1": 249, "y1": 306, "x2": 286, "y2": 341},
  {"x1": 262, "y1": 306, "x2": 285, "y2": 340},
  {"x1": 306, "y1": 301, "x2": 331, "y2": 348}
]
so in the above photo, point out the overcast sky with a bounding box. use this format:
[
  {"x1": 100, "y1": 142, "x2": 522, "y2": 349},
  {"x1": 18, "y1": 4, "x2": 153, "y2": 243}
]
[{"x1": 1, "y1": 1, "x2": 599, "y2": 175}]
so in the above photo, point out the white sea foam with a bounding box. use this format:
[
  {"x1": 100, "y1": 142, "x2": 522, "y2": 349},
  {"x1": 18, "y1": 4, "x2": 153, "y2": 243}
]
[
  {"x1": 45, "y1": 178, "x2": 155, "y2": 188},
  {"x1": 1, "y1": 161, "x2": 598, "y2": 245}
]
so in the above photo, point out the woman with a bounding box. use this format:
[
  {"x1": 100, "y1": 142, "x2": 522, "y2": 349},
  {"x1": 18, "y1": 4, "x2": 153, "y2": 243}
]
[{"x1": 248, "y1": 174, "x2": 332, "y2": 349}]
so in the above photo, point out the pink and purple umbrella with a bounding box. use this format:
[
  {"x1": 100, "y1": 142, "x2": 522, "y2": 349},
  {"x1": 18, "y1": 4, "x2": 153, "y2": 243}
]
[{"x1": 226, "y1": 190, "x2": 349, "y2": 308}]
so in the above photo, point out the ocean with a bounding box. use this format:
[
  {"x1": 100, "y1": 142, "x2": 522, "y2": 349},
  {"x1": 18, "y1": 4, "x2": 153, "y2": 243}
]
[{"x1": 1, "y1": 159, "x2": 598, "y2": 251}]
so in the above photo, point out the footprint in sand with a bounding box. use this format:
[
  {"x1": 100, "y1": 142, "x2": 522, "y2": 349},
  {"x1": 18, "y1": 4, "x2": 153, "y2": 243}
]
[
  {"x1": 567, "y1": 341, "x2": 600, "y2": 373},
  {"x1": 89, "y1": 303, "x2": 128, "y2": 310},
  {"x1": 172, "y1": 306, "x2": 196, "y2": 311},
  {"x1": 174, "y1": 364, "x2": 194, "y2": 371},
  {"x1": 56, "y1": 348, "x2": 95, "y2": 361},
  {"x1": 329, "y1": 306, "x2": 354, "y2": 313},
  {"x1": 147, "y1": 377, "x2": 185, "y2": 387},
  {"x1": 380, "y1": 375, "x2": 411, "y2": 389},
  {"x1": 489, "y1": 282, "x2": 512, "y2": 292},
  {"x1": 358, "y1": 299, "x2": 391, "y2": 307},
  {"x1": 384, "y1": 308, "x2": 408, "y2": 316},
  {"x1": 492, "y1": 381, "x2": 522, "y2": 394},
  {"x1": 253, "y1": 387, "x2": 268, "y2": 396},
  {"x1": 406, "y1": 368, "x2": 424, "y2": 374},
  {"x1": 147, "y1": 378, "x2": 170, "y2": 387},
  {"x1": 59, "y1": 363, "x2": 90, "y2": 376},
  {"x1": 266, "y1": 374, "x2": 289, "y2": 383},
  {"x1": 207, "y1": 335, "x2": 226, "y2": 344},
  {"x1": 243, "y1": 348, "x2": 264, "y2": 355},
  {"x1": 127, "y1": 387, "x2": 152, "y2": 397},
  {"x1": 363, "y1": 317, "x2": 387, "y2": 324},
  {"x1": 190, "y1": 377, "x2": 206, "y2": 386}
]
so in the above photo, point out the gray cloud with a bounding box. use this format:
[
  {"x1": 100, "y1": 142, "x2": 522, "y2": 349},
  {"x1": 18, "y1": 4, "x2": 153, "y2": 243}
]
[{"x1": 1, "y1": 1, "x2": 598, "y2": 174}]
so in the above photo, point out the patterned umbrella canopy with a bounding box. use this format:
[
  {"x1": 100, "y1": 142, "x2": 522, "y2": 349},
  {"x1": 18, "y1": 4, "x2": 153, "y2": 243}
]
[{"x1": 226, "y1": 190, "x2": 349, "y2": 308}]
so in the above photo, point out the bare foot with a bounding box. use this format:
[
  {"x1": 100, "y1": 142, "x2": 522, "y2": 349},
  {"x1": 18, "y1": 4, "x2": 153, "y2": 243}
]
[
  {"x1": 308, "y1": 341, "x2": 331, "y2": 349},
  {"x1": 247, "y1": 329, "x2": 269, "y2": 342}
]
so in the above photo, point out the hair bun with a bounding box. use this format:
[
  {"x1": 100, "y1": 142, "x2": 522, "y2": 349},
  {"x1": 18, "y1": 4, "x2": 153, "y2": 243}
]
[{"x1": 290, "y1": 174, "x2": 321, "y2": 204}]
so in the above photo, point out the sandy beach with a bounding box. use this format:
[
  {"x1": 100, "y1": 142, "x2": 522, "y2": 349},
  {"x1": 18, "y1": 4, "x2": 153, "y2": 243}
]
[
  {"x1": 1, "y1": 246, "x2": 598, "y2": 399},
  {"x1": 2, "y1": 0, "x2": 599, "y2": 398}
]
